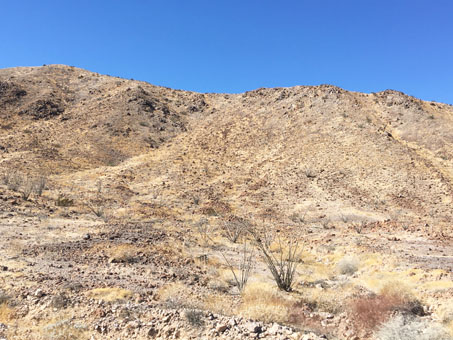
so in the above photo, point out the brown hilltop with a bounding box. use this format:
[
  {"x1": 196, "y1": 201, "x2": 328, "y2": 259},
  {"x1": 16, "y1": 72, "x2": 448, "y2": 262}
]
[{"x1": 0, "y1": 64, "x2": 209, "y2": 172}]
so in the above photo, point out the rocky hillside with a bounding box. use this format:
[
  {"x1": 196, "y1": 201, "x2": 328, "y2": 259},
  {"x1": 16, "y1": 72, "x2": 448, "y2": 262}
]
[
  {"x1": 0, "y1": 65, "x2": 209, "y2": 172},
  {"x1": 1, "y1": 65, "x2": 453, "y2": 340},
  {"x1": 2, "y1": 65, "x2": 453, "y2": 228}
]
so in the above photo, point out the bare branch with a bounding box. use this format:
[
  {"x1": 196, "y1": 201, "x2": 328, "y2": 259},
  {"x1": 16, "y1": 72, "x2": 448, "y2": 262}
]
[{"x1": 220, "y1": 242, "x2": 254, "y2": 293}]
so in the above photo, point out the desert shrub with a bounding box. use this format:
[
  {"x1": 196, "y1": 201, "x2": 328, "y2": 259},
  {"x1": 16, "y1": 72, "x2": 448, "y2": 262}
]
[
  {"x1": 3, "y1": 172, "x2": 47, "y2": 198},
  {"x1": 1, "y1": 172, "x2": 11, "y2": 186},
  {"x1": 0, "y1": 290, "x2": 9, "y2": 305},
  {"x1": 192, "y1": 195, "x2": 200, "y2": 205},
  {"x1": 379, "y1": 281, "x2": 414, "y2": 305},
  {"x1": 202, "y1": 293, "x2": 236, "y2": 316},
  {"x1": 250, "y1": 228, "x2": 301, "y2": 292},
  {"x1": 380, "y1": 281, "x2": 425, "y2": 316},
  {"x1": 6, "y1": 172, "x2": 22, "y2": 191},
  {"x1": 196, "y1": 217, "x2": 212, "y2": 247},
  {"x1": 352, "y1": 221, "x2": 366, "y2": 234},
  {"x1": 437, "y1": 304, "x2": 453, "y2": 334},
  {"x1": 20, "y1": 177, "x2": 34, "y2": 200},
  {"x1": 56, "y1": 195, "x2": 74, "y2": 207},
  {"x1": 350, "y1": 293, "x2": 402, "y2": 331},
  {"x1": 86, "y1": 202, "x2": 105, "y2": 218},
  {"x1": 340, "y1": 214, "x2": 350, "y2": 223},
  {"x1": 207, "y1": 278, "x2": 229, "y2": 293},
  {"x1": 82, "y1": 181, "x2": 108, "y2": 220},
  {"x1": 33, "y1": 176, "x2": 47, "y2": 196},
  {"x1": 203, "y1": 207, "x2": 218, "y2": 216},
  {"x1": 221, "y1": 216, "x2": 248, "y2": 243},
  {"x1": 50, "y1": 293, "x2": 68, "y2": 309},
  {"x1": 184, "y1": 309, "x2": 204, "y2": 328},
  {"x1": 337, "y1": 256, "x2": 359, "y2": 275},
  {"x1": 375, "y1": 314, "x2": 452, "y2": 340},
  {"x1": 220, "y1": 242, "x2": 254, "y2": 293},
  {"x1": 44, "y1": 319, "x2": 87, "y2": 340},
  {"x1": 55, "y1": 190, "x2": 74, "y2": 207},
  {"x1": 289, "y1": 212, "x2": 306, "y2": 224},
  {"x1": 288, "y1": 300, "x2": 332, "y2": 335},
  {"x1": 304, "y1": 167, "x2": 316, "y2": 178},
  {"x1": 351, "y1": 282, "x2": 422, "y2": 332}
]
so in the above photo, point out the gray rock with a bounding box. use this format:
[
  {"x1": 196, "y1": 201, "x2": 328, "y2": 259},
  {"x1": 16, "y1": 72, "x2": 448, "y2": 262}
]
[{"x1": 147, "y1": 326, "x2": 158, "y2": 337}]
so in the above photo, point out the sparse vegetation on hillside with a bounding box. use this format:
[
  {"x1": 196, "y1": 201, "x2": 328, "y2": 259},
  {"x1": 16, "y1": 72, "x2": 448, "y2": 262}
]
[
  {"x1": 251, "y1": 229, "x2": 301, "y2": 292},
  {"x1": 337, "y1": 255, "x2": 359, "y2": 275},
  {"x1": 220, "y1": 241, "x2": 254, "y2": 293},
  {"x1": 1, "y1": 65, "x2": 453, "y2": 340}
]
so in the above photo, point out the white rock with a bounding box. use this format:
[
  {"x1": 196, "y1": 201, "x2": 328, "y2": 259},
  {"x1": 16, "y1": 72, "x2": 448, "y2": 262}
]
[
  {"x1": 268, "y1": 323, "x2": 281, "y2": 334},
  {"x1": 34, "y1": 288, "x2": 45, "y2": 298},
  {"x1": 245, "y1": 322, "x2": 262, "y2": 333}
]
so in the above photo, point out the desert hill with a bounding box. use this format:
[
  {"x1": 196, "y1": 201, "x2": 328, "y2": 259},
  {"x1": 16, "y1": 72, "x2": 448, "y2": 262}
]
[
  {"x1": 2, "y1": 64, "x2": 452, "y2": 228},
  {"x1": 1, "y1": 65, "x2": 453, "y2": 340},
  {"x1": 0, "y1": 65, "x2": 209, "y2": 171}
]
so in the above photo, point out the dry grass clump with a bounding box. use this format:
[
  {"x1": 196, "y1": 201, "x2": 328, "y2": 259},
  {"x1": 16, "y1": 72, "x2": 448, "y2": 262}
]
[
  {"x1": 184, "y1": 309, "x2": 205, "y2": 328},
  {"x1": 43, "y1": 318, "x2": 88, "y2": 340},
  {"x1": 202, "y1": 293, "x2": 237, "y2": 316},
  {"x1": 157, "y1": 282, "x2": 201, "y2": 310},
  {"x1": 337, "y1": 255, "x2": 359, "y2": 275},
  {"x1": 86, "y1": 287, "x2": 133, "y2": 302},
  {"x1": 207, "y1": 279, "x2": 229, "y2": 293},
  {"x1": 210, "y1": 267, "x2": 240, "y2": 289},
  {"x1": 0, "y1": 302, "x2": 15, "y2": 324},
  {"x1": 379, "y1": 280, "x2": 415, "y2": 304},
  {"x1": 375, "y1": 314, "x2": 452, "y2": 340},
  {"x1": 86, "y1": 201, "x2": 105, "y2": 219},
  {"x1": 239, "y1": 282, "x2": 293, "y2": 323},
  {"x1": 298, "y1": 287, "x2": 347, "y2": 315},
  {"x1": 154, "y1": 241, "x2": 188, "y2": 262},
  {"x1": 106, "y1": 243, "x2": 140, "y2": 263},
  {"x1": 436, "y1": 304, "x2": 453, "y2": 337},
  {"x1": 4, "y1": 172, "x2": 23, "y2": 191}
]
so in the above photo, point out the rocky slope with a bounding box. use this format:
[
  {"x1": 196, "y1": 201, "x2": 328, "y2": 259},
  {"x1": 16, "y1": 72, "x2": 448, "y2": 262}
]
[
  {"x1": 0, "y1": 65, "x2": 209, "y2": 172},
  {"x1": 2, "y1": 65, "x2": 453, "y2": 228},
  {"x1": 1, "y1": 65, "x2": 453, "y2": 340}
]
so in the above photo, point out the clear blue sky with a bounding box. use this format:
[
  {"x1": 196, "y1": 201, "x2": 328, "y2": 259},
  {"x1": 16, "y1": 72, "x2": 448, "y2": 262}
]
[{"x1": 1, "y1": 1, "x2": 452, "y2": 103}]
